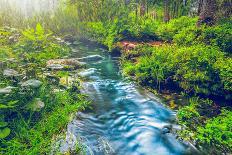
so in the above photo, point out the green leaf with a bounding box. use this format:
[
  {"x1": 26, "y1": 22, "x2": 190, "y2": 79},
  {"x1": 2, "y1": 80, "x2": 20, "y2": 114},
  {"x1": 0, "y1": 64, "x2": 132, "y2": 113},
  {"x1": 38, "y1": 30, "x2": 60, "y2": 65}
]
[
  {"x1": 36, "y1": 23, "x2": 44, "y2": 36},
  {"x1": 0, "y1": 127, "x2": 11, "y2": 139},
  {"x1": 0, "y1": 122, "x2": 8, "y2": 128}
]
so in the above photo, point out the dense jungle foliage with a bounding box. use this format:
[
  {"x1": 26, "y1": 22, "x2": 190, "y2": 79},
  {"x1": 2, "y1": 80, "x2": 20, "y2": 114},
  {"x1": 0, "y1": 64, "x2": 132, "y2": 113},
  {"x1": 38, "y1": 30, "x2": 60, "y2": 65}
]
[{"x1": 0, "y1": 0, "x2": 231, "y2": 154}]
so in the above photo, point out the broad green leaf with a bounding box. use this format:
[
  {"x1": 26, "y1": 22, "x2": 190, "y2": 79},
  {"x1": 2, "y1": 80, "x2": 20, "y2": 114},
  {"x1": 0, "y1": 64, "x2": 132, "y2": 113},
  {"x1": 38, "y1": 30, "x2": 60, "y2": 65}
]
[{"x1": 0, "y1": 127, "x2": 10, "y2": 139}]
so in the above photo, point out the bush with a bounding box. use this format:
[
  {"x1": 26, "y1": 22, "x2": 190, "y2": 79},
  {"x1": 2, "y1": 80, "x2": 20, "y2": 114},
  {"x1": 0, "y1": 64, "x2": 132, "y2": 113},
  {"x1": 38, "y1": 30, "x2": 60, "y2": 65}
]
[
  {"x1": 173, "y1": 26, "x2": 202, "y2": 45},
  {"x1": 131, "y1": 45, "x2": 176, "y2": 88},
  {"x1": 201, "y1": 22, "x2": 232, "y2": 53},
  {"x1": 84, "y1": 14, "x2": 160, "y2": 49},
  {"x1": 173, "y1": 20, "x2": 232, "y2": 53},
  {"x1": 173, "y1": 45, "x2": 224, "y2": 96},
  {"x1": 14, "y1": 23, "x2": 70, "y2": 64},
  {"x1": 123, "y1": 44, "x2": 232, "y2": 99},
  {"x1": 157, "y1": 16, "x2": 198, "y2": 41},
  {"x1": 177, "y1": 98, "x2": 201, "y2": 128},
  {"x1": 197, "y1": 110, "x2": 232, "y2": 153}
]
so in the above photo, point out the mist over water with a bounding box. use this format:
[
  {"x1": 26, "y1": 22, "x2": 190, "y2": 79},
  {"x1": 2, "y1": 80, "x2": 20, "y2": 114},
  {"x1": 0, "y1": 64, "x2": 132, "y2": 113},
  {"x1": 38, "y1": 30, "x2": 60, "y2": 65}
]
[{"x1": 0, "y1": 0, "x2": 58, "y2": 17}]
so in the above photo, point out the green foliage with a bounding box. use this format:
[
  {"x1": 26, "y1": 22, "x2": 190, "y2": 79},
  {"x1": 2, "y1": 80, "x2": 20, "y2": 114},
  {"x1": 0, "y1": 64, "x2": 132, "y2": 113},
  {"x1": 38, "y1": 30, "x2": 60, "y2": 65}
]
[
  {"x1": 157, "y1": 16, "x2": 198, "y2": 41},
  {"x1": 84, "y1": 14, "x2": 160, "y2": 49},
  {"x1": 123, "y1": 44, "x2": 232, "y2": 98},
  {"x1": 197, "y1": 110, "x2": 232, "y2": 152},
  {"x1": 1, "y1": 90, "x2": 89, "y2": 154},
  {"x1": 177, "y1": 100, "x2": 200, "y2": 128},
  {"x1": 15, "y1": 23, "x2": 70, "y2": 64},
  {"x1": 0, "y1": 26, "x2": 88, "y2": 154},
  {"x1": 201, "y1": 22, "x2": 232, "y2": 53},
  {"x1": 173, "y1": 21, "x2": 232, "y2": 53}
]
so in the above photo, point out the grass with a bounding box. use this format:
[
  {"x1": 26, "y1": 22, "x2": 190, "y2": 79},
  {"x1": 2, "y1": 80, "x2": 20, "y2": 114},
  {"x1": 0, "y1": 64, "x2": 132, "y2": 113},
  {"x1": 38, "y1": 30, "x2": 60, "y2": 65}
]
[{"x1": 1, "y1": 89, "x2": 89, "y2": 154}]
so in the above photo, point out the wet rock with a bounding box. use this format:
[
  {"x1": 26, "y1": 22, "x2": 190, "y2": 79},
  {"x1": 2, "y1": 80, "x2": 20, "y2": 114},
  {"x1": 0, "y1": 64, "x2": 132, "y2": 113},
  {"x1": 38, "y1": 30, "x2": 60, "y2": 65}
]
[
  {"x1": 78, "y1": 68, "x2": 97, "y2": 77},
  {"x1": 47, "y1": 59, "x2": 85, "y2": 70},
  {"x1": 3, "y1": 69, "x2": 19, "y2": 77},
  {"x1": 21, "y1": 79, "x2": 42, "y2": 88},
  {"x1": 0, "y1": 86, "x2": 16, "y2": 95},
  {"x1": 78, "y1": 55, "x2": 104, "y2": 62},
  {"x1": 162, "y1": 125, "x2": 172, "y2": 134}
]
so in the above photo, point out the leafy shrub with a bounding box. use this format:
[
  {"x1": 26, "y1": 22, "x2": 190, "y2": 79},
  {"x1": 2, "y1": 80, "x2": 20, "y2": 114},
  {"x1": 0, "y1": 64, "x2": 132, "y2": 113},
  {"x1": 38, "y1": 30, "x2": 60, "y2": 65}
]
[
  {"x1": 173, "y1": 20, "x2": 232, "y2": 53},
  {"x1": 173, "y1": 26, "x2": 202, "y2": 45},
  {"x1": 15, "y1": 23, "x2": 70, "y2": 64},
  {"x1": 157, "y1": 16, "x2": 198, "y2": 41},
  {"x1": 84, "y1": 14, "x2": 160, "y2": 49},
  {"x1": 177, "y1": 98, "x2": 201, "y2": 128},
  {"x1": 123, "y1": 44, "x2": 232, "y2": 99},
  {"x1": 201, "y1": 22, "x2": 232, "y2": 53},
  {"x1": 136, "y1": 46, "x2": 176, "y2": 87},
  {"x1": 173, "y1": 45, "x2": 224, "y2": 96},
  {"x1": 197, "y1": 110, "x2": 232, "y2": 153},
  {"x1": 213, "y1": 57, "x2": 232, "y2": 94}
]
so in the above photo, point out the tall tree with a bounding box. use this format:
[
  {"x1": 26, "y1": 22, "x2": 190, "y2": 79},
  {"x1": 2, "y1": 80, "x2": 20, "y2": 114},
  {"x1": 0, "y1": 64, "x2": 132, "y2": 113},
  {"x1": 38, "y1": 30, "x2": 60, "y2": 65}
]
[{"x1": 197, "y1": 0, "x2": 217, "y2": 26}]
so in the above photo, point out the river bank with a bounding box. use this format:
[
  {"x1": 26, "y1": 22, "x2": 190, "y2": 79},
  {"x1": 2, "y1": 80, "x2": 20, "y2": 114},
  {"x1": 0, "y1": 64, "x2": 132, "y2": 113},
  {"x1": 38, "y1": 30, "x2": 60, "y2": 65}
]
[{"x1": 0, "y1": 26, "x2": 91, "y2": 154}]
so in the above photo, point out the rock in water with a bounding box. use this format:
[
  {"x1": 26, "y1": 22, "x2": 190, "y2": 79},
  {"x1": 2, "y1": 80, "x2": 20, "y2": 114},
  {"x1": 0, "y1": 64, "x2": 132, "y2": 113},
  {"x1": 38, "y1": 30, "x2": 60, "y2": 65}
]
[
  {"x1": 162, "y1": 125, "x2": 172, "y2": 134},
  {"x1": 78, "y1": 68, "x2": 97, "y2": 77},
  {"x1": 3, "y1": 69, "x2": 19, "y2": 77},
  {"x1": 78, "y1": 55, "x2": 104, "y2": 62},
  {"x1": 21, "y1": 79, "x2": 42, "y2": 88}
]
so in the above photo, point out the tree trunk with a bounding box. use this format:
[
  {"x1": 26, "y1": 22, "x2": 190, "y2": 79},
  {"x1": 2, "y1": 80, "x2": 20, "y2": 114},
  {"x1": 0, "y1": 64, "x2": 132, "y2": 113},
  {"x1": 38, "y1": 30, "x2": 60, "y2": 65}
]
[
  {"x1": 164, "y1": 0, "x2": 170, "y2": 22},
  {"x1": 197, "y1": 0, "x2": 203, "y2": 15},
  {"x1": 197, "y1": 0, "x2": 217, "y2": 26},
  {"x1": 140, "y1": 0, "x2": 146, "y2": 16}
]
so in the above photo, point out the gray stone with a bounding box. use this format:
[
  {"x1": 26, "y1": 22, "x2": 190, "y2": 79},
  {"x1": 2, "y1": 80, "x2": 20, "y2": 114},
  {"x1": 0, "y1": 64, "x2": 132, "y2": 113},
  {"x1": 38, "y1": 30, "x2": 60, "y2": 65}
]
[
  {"x1": 21, "y1": 79, "x2": 42, "y2": 88},
  {"x1": 3, "y1": 69, "x2": 19, "y2": 77}
]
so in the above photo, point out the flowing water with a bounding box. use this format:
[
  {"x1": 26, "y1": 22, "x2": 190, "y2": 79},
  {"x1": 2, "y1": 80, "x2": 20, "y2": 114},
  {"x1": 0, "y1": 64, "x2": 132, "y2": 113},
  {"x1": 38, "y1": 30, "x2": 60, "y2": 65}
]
[{"x1": 61, "y1": 41, "x2": 198, "y2": 155}]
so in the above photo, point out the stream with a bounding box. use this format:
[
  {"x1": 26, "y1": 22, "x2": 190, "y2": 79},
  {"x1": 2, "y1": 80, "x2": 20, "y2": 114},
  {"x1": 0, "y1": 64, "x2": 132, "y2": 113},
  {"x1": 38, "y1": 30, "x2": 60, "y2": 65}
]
[{"x1": 60, "y1": 41, "x2": 198, "y2": 155}]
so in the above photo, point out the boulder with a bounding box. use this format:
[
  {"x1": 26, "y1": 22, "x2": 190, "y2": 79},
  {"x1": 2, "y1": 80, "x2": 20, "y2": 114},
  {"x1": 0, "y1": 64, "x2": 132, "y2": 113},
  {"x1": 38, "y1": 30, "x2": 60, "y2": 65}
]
[
  {"x1": 3, "y1": 69, "x2": 19, "y2": 77},
  {"x1": 21, "y1": 79, "x2": 42, "y2": 88},
  {"x1": 77, "y1": 55, "x2": 104, "y2": 62}
]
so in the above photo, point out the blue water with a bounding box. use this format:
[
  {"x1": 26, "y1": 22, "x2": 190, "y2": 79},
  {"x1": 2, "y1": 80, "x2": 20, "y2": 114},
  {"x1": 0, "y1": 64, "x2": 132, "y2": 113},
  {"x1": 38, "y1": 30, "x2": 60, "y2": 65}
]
[{"x1": 63, "y1": 42, "x2": 197, "y2": 155}]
